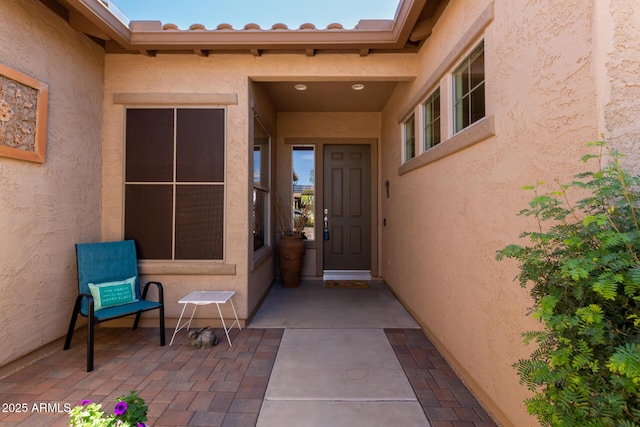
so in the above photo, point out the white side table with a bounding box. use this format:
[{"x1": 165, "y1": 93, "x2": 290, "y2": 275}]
[{"x1": 169, "y1": 291, "x2": 241, "y2": 347}]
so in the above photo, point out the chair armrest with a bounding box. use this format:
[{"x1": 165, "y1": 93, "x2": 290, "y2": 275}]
[
  {"x1": 142, "y1": 281, "x2": 164, "y2": 304},
  {"x1": 76, "y1": 293, "x2": 95, "y2": 316}
]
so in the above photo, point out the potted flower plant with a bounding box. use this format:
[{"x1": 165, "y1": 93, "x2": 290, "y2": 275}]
[{"x1": 68, "y1": 390, "x2": 148, "y2": 427}]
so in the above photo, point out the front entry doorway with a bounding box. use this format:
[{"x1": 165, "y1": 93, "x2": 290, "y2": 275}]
[{"x1": 322, "y1": 144, "x2": 371, "y2": 279}]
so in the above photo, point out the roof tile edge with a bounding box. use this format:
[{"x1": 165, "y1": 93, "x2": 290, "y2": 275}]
[{"x1": 128, "y1": 19, "x2": 394, "y2": 33}]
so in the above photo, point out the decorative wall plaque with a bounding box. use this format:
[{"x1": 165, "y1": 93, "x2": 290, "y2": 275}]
[{"x1": 0, "y1": 63, "x2": 48, "y2": 163}]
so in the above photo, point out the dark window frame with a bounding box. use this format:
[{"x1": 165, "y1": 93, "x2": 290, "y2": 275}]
[{"x1": 253, "y1": 116, "x2": 270, "y2": 252}]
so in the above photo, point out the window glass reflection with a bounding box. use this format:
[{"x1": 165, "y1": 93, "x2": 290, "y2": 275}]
[{"x1": 292, "y1": 146, "x2": 315, "y2": 240}]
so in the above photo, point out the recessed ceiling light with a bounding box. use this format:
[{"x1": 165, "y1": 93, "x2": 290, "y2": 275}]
[
  {"x1": 294, "y1": 84, "x2": 308, "y2": 91},
  {"x1": 351, "y1": 83, "x2": 365, "y2": 91}
]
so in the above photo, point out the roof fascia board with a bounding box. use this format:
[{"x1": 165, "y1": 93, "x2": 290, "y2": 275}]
[
  {"x1": 390, "y1": 0, "x2": 427, "y2": 43},
  {"x1": 65, "y1": 0, "x2": 425, "y2": 52},
  {"x1": 127, "y1": 27, "x2": 411, "y2": 50},
  {"x1": 125, "y1": 0, "x2": 425, "y2": 52},
  {"x1": 64, "y1": 0, "x2": 131, "y2": 46}
]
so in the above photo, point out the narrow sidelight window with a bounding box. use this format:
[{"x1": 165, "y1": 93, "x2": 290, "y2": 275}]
[{"x1": 292, "y1": 146, "x2": 315, "y2": 240}]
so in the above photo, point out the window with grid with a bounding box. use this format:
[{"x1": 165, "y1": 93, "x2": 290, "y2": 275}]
[
  {"x1": 253, "y1": 117, "x2": 270, "y2": 251},
  {"x1": 423, "y1": 87, "x2": 441, "y2": 150},
  {"x1": 124, "y1": 108, "x2": 225, "y2": 260},
  {"x1": 453, "y1": 41, "x2": 485, "y2": 133},
  {"x1": 403, "y1": 113, "x2": 416, "y2": 162}
]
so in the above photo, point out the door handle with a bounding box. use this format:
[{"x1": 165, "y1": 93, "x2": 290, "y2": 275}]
[{"x1": 323, "y1": 210, "x2": 330, "y2": 240}]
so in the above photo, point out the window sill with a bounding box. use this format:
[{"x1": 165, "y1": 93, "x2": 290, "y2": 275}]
[
  {"x1": 138, "y1": 260, "x2": 236, "y2": 276},
  {"x1": 398, "y1": 115, "x2": 495, "y2": 176},
  {"x1": 251, "y1": 245, "x2": 273, "y2": 271}
]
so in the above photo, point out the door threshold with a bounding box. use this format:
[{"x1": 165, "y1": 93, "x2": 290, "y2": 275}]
[{"x1": 323, "y1": 270, "x2": 372, "y2": 281}]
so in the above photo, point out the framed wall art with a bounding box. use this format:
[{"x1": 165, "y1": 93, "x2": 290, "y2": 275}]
[{"x1": 0, "y1": 63, "x2": 48, "y2": 163}]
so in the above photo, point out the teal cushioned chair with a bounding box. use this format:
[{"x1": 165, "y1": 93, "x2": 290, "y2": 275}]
[{"x1": 64, "y1": 240, "x2": 165, "y2": 371}]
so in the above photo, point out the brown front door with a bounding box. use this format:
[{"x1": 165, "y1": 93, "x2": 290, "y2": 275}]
[{"x1": 323, "y1": 145, "x2": 371, "y2": 271}]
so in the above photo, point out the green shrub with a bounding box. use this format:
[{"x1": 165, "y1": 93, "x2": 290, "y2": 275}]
[{"x1": 496, "y1": 140, "x2": 640, "y2": 426}]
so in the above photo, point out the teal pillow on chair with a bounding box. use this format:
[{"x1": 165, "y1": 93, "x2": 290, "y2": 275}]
[{"x1": 88, "y1": 276, "x2": 138, "y2": 311}]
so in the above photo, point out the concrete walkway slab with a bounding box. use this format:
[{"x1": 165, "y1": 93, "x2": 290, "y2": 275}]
[
  {"x1": 258, "y1": 328, "x2": 430, "y2": 426},
  {"x1": 265, "y1": 329, "x2": 418, "y2": 401},
  {"x1": 249, "y1": 280, "x2": 420, "y2": 329},
  {"x1": 257, "y1": 401, "x2": 430, "y2": 427}
]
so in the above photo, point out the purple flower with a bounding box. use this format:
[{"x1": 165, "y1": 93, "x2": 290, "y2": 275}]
[
  {"x1": 79, "y1": 399, "x2": 91, "y2": 406},
  {"x1": 114, "y1": 401, "x2": 127, "y2": 416},
  {"x1": 137, "y1": 423, "x2": 147, "y2": 427}
]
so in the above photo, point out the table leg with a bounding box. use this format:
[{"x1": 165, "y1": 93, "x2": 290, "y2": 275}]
[
  {"x1": 185, "y1": 304, "x2": 198, "y2": 331},
  {"x1": 215, "y1": 303, "x2": 233, "y2": 346},
  {"x1": 170, "y1": 303, "x2": 188, "y2": 346},
  {"x1": 169, "y1": 303, "x2": 199, "y2": 346},
  {"x1": 229, "y1": 299, "x2": 241, "y2": 331}
]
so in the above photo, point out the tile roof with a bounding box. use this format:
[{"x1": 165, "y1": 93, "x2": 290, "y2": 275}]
[{"x1": 53, "y1": 0, "x2": 446, "y2": 55}]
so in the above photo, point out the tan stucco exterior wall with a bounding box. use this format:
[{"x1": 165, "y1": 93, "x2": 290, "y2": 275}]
[
  {"x1": 102, "y1": 54, "x2": 414, "y2": 327},
  {"x1": 380, "y1": 1, "x2": 639, "y2": 426},
  {"x1": 601, "y1": 0, "x2": 640, "y2": 163},
  {"x1": 3, "y1": 0, "x2": 639, "y2": 424},
  {"x1": 102, "y1": 55, "x2": 253, "y2": 326},
  {"x1": 0, "y1": 0, "x2": 104, "y2": 366},
  {"x1": 247, "y1": 81, "x2": 278, "y2": 318}
]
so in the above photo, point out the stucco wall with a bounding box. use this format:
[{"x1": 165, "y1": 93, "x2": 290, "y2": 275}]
[
  {"x1": 601, "y1": 0, "x2": 640, "y2": 163},
  {"x1": 0, "y1": 0, "x2": 104, "y2": 366},
  {"x1": 102, "y1": 55, "x2": 252, "y2": 325},
  {"x1": 3, "y1": 1, "x2": 637, "y2": 422},
  {"x1": 102, "y1": 54, "x2": 413, "y2": 326},
  {"x1": 380, "y1": 1, "x2": 613, "y2": 426},
  {"x1": 247, "y1": 80, "x2": 278, "y2": 317}
]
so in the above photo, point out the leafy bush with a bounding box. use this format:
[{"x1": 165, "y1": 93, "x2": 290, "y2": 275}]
[{"x1": 496, "y1": 140, "x2": 640, "y2": 426}]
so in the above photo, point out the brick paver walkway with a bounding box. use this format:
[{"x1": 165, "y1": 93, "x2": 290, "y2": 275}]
[
  {"x1": 0, "y1": 327, "x2": 498, "y2": 426},
  {"x1": 386, "y1": 329, "x2": 497, "y2": 427},
  {"x1": 0, "y1": 327, "x2": 281, "y2": 427}
]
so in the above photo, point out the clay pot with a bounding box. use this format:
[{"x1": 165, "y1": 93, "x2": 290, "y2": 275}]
[{"x1": 277, "y1": 236, "x2": 306, "y2": 288}]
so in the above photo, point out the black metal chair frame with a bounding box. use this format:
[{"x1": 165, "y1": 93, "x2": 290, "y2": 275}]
[{"x1": 63, "y1": 241, "x2": 165, "y2": 372}]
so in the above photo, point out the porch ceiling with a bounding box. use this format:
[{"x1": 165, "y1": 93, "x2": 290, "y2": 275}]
[{"x1": 255, "y1": 80, "x2": 402, "y2": 113}]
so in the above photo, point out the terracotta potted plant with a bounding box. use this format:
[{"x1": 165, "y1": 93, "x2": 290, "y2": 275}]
[{"x1": 277, "y1": 198, "x2": 307, "y2": 288}]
